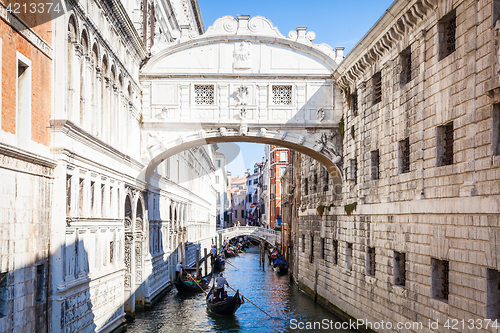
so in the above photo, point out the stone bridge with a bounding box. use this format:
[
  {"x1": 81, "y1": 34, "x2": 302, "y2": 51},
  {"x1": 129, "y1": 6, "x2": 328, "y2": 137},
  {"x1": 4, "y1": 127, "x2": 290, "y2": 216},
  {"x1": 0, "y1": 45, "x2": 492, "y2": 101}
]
[
  {"x1": 138, "y1": 15, "x2": 345, "y2": 183},
  {"x1": 218, "y1": 226, "x2": 281, "y2": 247}
]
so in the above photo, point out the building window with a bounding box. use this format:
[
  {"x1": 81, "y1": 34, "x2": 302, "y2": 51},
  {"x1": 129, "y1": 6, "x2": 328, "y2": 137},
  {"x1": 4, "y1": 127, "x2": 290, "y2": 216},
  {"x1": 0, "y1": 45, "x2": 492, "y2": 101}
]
[
  {"x1": 248, "y1": 194, "x2": 252, "y2": 202},
  {"x1": 253, "y1": 179, "x2": 258, "y2": 184},
  {"x1": 272, "y1": 85, "x2": 292, "y2": 105},
  {"x1": 323, "y1": 167, "x2": 329, "y2": 191},
  {"x1": 371, "y1": 150, "x2": 380, "y2": 180},
  {"x1": 280, "y1": 151, "x2": 288, "y2": 162},
  {"x1": 400, "y1": 46, "x2": 412, "y2": 85},
  {"x1": 346, "y1": 243, "x2": 353, "y2": 270},
  {"x1": 217, "y1": 160, "x2": 221, "y2": 167},
  {"x1": 394, "y1": 252, "x2": 406, "y2": 287},
  {"x1": 437, "y1": 122, "x2": 454, "y2": 166},
  {"x1": 493, "y1": 104, "x2": 500, "y2": 155},
  {"x1": 351, "y1": 92, "x2": 358, "y2": 115},
  {"x1": 241, "y1": 210, "x2": 244, "y2": 218},
  {"x1": 439, "y1": 10, "x2": 456, "y2": 60},
  {"x1": 79, "y1": 178, "x2": 85, "y2": 216},
  {"x1": 487, "y1": 269, "x2": 500, "y2": 319},
  {"x1": 194, "y1": 85, "x2": 214, "y2": 105},
  {"x1": 234, "y1": 210, "x2": 237, "y2": 218},
  {"x1": 90, "y1": 181, "x2": 95, "y2": 214},
  {"x1": 36, "y1": 264, "x2": 45, "y2": 303},
  {"x1": 309, "y1": 235, "x2": 314, "y2": 263},
  {"x1": 349, "y1": 159, "x2": 357, "y2": 183},
  {"x1": 431, "y1": 259, "x2": 449, "y2": 302},
  {"x1": 16, "y1": 53, "x2": 31, "y2": 148},
  {"x1": 399, "y1": 138, "x2": 410, "y2": 173},
  {"x1": 110, "y1": 241, "x2": 114, "y2": 263},
  {"x1": 302, "y1": 235, "x2": 305, "y2": 253},
  {"x1": 101, "y1": 184, "x2": 105, "y2": 216},
  {"x1": 366, "y1": 247, "x2": 375, "y2": 277},
  {"x1": 373, "y1": 72, "x2": 382, "y2": 105},
  {"x1": 215, "y1": 176, "x2": 219, "y2": 184},
  {"x1": 304, "y1": 178, "x2": 308, "y2": 195},
  {"x1": 333, "y1": 240, "x2": 338, "y2": 265},
  {"x1": 66, "y1": 174, "x2": 72, "y2": 215},
  {"x1": 320, "y1": 238, "x2": 325, "y2": 259},
  {"x1": 0, "y1": 272, "x2": 7, "y2": 317}
]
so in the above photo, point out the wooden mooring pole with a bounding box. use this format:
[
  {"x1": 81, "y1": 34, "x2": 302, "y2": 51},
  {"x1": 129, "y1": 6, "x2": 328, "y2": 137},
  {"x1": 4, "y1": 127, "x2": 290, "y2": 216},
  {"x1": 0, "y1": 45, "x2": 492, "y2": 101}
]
[
  {"x1": 204, "y1": 248, "x2": 208, "y2": 275},
  {"x1": 196, "y1": 249, "x2": 200, "y2": 277}
]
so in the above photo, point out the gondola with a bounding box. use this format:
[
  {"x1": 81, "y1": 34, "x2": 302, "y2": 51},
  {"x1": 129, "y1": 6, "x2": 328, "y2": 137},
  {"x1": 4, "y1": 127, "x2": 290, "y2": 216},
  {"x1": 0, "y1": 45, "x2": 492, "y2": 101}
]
[
  {"x1": 212, "y1": 256, "x2": 225, "y2": 271},
  {"x1": 224, "y1": 249, "x2": 237, "y2": 258},
  {"x1": 174, "y1": 272, "x2": 212, "y2": 293},
  {"x1": 206, "y1": 287, "x2": 243, "y2": 316},
  {"x1": 273, "y1": 261, "x2": 289, "y2": 275}
]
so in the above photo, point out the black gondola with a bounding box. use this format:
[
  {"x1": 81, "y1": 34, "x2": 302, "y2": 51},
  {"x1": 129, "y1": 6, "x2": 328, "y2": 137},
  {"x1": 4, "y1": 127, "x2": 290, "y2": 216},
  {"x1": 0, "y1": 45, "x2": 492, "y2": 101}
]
[
  {"x1": 174, "y1": 272, "x2": 212, "y2": 293},
  {"x1": 206, "y1": 287, "x2": 243, "y2": 316},
  {"x1": 273, "y1": 262, "x2": 288, "y2": 275},
  {"x1": 212, "y1": 256, "x2": 225, "y2": 271}
]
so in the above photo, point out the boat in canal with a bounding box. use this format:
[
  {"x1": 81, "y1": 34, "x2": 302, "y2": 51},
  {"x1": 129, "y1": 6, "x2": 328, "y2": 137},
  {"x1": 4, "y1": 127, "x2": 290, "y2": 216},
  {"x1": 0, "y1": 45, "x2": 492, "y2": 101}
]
[
  {"x1": 212, "y1": 256, "x2": 225, "y2": 271},
  {"x1": 273, "y1": 258, "x2": 288, "y2": 275},
  {"x1": 206, "y1": 287, "x2": 243, "y2": 316},
  {"x1": 175, "y1": 272, "x2": 212, "y2": 293}
]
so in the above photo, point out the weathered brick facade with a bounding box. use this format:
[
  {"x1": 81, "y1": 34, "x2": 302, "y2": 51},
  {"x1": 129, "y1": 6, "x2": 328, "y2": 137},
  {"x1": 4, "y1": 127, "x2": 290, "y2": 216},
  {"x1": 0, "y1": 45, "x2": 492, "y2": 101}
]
[{"x1": 286, "y1": 0, "x2": 500, "y2": 331}]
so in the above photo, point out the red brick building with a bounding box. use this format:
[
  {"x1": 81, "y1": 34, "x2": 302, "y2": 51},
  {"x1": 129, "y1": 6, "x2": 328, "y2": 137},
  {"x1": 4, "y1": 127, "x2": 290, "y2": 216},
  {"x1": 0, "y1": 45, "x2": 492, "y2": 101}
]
[{"x1": 267, "y1": 145, "x2": 289, "y2": 229}]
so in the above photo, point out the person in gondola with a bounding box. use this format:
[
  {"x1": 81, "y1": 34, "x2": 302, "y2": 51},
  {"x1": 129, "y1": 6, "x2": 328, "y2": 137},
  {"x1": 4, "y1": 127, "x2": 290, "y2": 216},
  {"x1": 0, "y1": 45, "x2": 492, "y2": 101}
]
[
  {"x1": 215, "y1": 272, "x2": 229, "y2": 301},
  {"x1": 210, "y1": 245, "x2": 217, "y2": 264},
  {"x1": 175, "y1": 261, "x2": 183, "y2": 281}
]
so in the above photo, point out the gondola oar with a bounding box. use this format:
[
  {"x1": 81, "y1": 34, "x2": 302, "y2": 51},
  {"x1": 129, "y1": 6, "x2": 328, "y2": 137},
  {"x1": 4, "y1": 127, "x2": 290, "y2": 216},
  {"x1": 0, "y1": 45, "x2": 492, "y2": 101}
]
[
  {"x1": 183, "y1": 269, "x2": 208, "y2": 295},
  {"x1": 227, "y1": 285, "x2": 274, "y2": 319},
  {"x1": 224, "y1": 261, "x2": 239, "y2": 270}
]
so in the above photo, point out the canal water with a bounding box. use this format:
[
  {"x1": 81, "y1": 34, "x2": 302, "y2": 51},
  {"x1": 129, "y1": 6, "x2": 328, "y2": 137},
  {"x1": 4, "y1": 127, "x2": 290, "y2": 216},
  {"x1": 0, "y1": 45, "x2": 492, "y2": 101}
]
[{"x1": 125, "y1": 246, "x2": 357, "y2": 332}]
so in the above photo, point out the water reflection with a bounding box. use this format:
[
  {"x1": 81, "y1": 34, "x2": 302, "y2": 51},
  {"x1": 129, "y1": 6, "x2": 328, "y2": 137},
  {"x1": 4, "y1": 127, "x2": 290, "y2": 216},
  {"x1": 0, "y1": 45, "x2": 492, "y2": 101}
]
[{"x1": 126, "y1": 247, "x2": 357, "y2": 332}]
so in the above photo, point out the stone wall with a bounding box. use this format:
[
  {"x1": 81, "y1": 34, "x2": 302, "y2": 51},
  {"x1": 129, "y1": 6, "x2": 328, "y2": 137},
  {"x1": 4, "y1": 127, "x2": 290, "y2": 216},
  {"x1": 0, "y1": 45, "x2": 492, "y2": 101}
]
[{"x1": 290, "y1": 0, "x2": 500, "y2": 331}]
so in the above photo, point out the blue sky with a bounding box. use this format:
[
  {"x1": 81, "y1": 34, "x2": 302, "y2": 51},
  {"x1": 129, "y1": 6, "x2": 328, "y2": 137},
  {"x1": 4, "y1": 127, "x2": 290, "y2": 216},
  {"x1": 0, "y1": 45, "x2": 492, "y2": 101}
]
[{"x1": 199, "y1": 0, "x2": 395, "y2": 177}]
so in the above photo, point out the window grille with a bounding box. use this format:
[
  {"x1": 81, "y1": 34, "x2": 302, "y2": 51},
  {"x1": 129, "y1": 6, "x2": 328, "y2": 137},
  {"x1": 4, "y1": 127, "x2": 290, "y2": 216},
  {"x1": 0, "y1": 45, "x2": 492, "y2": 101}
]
[
  {"x1": 36, "y1": 264, "x2": 45, "y2": 303},
  {"x1": 351, "y1": 93, "x2": 358, "y2": 114},
  {"x1": 333, "y1": 240, "x2": 338, "y2": 265},
  {"x1": 394, "y1": 252, "x2": 406, "y2": 287},
  {"x1": 272, "y1": 85, "x2": 292, "y2": 105},
  {"x1": 443, "y1": 123, "x2": 454, "y2": 165},
  {"x1": 323, "y1": 168, "x2": 329, "y2": 192},
  {"x1": 304, "y1": 178, "x2": 308, "y2": 195},
  {"x1": 371, "y1": 150, "x2": 380, "y2": 180},
  {"x1": 302, "y1": 235, "x2": 305, "y2": 252},
  {"x1": 320, "y1": 238, "x2": 325, "y2": 259},
  {"x1": 194, "y1": 85, "x2": 214, "y2": 105},
  {"x1": 313, "y1": 174, "x2": 318, "y2": 192},
  {"x1": 373, "y1": 72, "x2": 382, "y2": 105},
  {"x1": 401, "y1": 46, "x2": 412, "y2": 84},
  {"x1": 494, "y1": 104, "x2": 500, "y2": 155},
  {"x1": 367, "y1": 247, "x2": 376, "y2": 276},
  {"x1": 445, "y1": 17, "x2": 456, "y2": 57},
  {"x1": 309, "y1": 235, "x2": 314, "y2": 263},
  {"x1": 401, "y1": 138, "x2": 410, "y2": 173},
  {"x1": 443, "y1": 260, "x2": 450, "y2": 300}
]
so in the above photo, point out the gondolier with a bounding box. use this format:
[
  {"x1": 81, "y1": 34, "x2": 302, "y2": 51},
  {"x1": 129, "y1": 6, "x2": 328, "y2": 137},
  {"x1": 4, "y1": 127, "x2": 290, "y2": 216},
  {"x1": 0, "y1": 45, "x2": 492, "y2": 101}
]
[
  {"x1": 210, "y1": 245, "x2": 217, "y2": 264},
  {"x1": 215, "y1": 272, "x2": 229, "y2": 300},
  {"x1": 175, "y1": 261, "x2": 183, "y2": 281}
]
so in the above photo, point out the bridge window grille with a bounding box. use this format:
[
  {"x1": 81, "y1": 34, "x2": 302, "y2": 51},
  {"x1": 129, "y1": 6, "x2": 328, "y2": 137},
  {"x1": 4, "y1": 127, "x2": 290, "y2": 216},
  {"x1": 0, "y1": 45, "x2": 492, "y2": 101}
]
[
  {"x1": 431, "y1": 258, "x2": 450, "y2": 302},
  {"x1": 366, "y1": 247, "x2": 375, "y2": 277},
  {"x1": 194, "y1": 85, "x2": 214, "y2": 105},
  {"x1": 394, "y1": 252, "x2": 406, "y2": 287},
  {"x1": 0, "y1": 272, "x2": 7, "y2": 317},
  {"x1": 399, "y1": 138, "x2": 410, "y2": 173},
  {"x1": 373, "y1": 72, "x2": 382, "y2": 105},
  {"x1": 371, "y1": 150, "x2": 380, "y2": 180},
  {"x1": 439, "y1": 11, "x2": 456, "y2": 60},
  {"x1": 272, "y1": 85, "x2": 292, "y2": 105},
  {"x1": 333, "y1": 240, "x2": 338, "y2": 265}
]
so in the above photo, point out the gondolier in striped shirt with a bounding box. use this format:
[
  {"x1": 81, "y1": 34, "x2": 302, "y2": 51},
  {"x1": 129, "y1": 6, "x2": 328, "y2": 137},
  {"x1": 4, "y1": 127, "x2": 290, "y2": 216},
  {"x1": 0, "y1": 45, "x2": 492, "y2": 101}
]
[{"x1": 215, "y1": 272, "x2": 229, "y2": 301}]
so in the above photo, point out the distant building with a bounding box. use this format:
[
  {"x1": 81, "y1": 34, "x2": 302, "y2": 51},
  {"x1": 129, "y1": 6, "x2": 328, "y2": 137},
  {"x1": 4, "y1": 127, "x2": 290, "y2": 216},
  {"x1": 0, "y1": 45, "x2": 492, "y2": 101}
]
[
  {"x1": 245, "y1": 163, "x2": 264, "y2": 225},
  {"x1": 229, "y1": 176, "x2": 247, "y2": 226},
  {"x1": 214, "y1": 152, "x2": 229, "y2": 229},
  {"x1": 265, "y1": 145, "x2": 289, "y2": 228}
]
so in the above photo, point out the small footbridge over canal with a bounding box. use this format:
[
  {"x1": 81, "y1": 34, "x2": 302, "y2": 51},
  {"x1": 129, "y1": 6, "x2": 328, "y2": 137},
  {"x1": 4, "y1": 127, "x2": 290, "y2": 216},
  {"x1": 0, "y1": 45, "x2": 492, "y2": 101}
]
[{"x1": 218, "y1": 226, "x2": 281, "y2": 247}]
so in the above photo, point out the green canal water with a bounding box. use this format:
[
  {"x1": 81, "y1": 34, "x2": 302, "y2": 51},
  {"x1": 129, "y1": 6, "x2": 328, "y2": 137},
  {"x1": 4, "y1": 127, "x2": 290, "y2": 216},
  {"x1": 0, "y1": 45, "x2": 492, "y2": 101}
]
[{"x1": 125, "y1": 246, "x2": 357, "y2": 332}]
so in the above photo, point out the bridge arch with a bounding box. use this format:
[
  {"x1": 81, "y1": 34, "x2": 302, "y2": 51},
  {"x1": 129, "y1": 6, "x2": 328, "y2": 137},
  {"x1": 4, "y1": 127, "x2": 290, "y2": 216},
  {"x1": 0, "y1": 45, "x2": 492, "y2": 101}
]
[{"x1": 218, "y1": 226, "x2": 281, "y2": 248}]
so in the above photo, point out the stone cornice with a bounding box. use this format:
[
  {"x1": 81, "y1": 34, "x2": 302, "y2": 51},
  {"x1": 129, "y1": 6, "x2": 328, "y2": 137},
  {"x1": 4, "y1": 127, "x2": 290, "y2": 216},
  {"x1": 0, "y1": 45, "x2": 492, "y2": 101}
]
[
  {"x1": 140, "y1": 73, "x2": 333, "y2": 80},
  {"x1": 50, "y1": 119, "x2": 144, "y2": 171},
  {"x1": 0, "y1": 142, "x2": 56, "y2": 177},
  {"x1": 336, "y1": 0, "x2": 438, "y2": 88}
]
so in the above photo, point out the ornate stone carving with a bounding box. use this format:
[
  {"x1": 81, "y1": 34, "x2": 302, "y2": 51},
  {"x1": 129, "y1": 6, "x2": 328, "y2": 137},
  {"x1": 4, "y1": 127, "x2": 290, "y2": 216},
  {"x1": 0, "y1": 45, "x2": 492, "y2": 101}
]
[
  {"x1": 316, "y1": 108, "x2": 325, "y2": 122},
  {"x1": 198, "y1": 129, "x2": 206, "y2": 139},
  {"x1": 219, "y1": 127, "x2": 227, "y2": 136},
  {"x1": 233, "y1": 42, "x2": 251, "y2": 69},
  {"x1": 155, "y1": 107, "x2": 168, "y2": 120},
  {"x1": 259, "y1": 128, "x2": 267, "y2": 137},
  {"x1": 297, "y1": 135, "x2": 306, "y2": 145},
  {"x1": 278, "y1": 130, "x2": 287, "y2": 140},
  {"x1": 235, "y1": 85, "x2": 248, "y2": 106},
  {"x1": 239, "y1": 124, "x2": 248, "y2": 136},
  {"x1": 313, "y1": 132, "x2": 342, "y2": 163}
]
